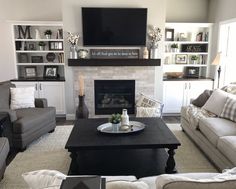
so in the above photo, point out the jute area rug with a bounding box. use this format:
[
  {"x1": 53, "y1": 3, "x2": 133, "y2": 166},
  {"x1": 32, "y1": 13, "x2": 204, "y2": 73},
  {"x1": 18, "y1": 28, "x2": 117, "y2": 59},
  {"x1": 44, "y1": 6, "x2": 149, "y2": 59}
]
[{"x1": 0, "y1": 124, "x2": 217, "y2": 189}]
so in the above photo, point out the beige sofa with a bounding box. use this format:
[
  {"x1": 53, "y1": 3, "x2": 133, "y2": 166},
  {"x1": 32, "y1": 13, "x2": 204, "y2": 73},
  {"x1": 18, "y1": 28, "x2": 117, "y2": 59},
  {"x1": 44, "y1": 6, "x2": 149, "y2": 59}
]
[{"x1": 181, "y1": 88, "x2": 236, "y2": 171}]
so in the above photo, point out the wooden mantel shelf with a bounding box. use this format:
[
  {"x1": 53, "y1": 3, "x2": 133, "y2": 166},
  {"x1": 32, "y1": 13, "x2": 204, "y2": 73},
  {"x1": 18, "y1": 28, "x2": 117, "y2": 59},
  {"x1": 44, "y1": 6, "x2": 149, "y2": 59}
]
[{"x1": 68, "y1": 58, "x2": 161, "y2": 66}]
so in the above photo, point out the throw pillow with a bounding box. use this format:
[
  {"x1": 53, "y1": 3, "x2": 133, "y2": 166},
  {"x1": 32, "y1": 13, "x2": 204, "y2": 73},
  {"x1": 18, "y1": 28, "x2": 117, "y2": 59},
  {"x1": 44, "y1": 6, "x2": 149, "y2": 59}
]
[
  {"x1": 202, "y1": 89, "x2": 228, "y2": 116},
  {"x1": 136, "y1": 107, "x2": 160, "y2": 117},
  {"x1": 136, "y1": 93, "x2": 162, "y2": 108},
  {"x1": 220, "y1": 96, "x2": 236, "y2": 122},
  {"x1": 22, "y1": 169, "x2": 66, "y2": 189},
  {"x1": 10, "y1": 87, "x2": 35, "y2": 110},
  {"x1": 106, "y1": 180, "x2": 149, "y2": 189},
  {"x1": 192, "y1": 90, "x2": 213, "y2": 107}
]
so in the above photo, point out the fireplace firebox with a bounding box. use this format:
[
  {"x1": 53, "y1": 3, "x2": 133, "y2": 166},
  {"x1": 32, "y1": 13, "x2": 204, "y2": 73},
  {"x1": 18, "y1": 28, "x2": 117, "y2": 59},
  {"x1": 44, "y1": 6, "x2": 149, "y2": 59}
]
[{"x1": 95, "y1": 80, "x2": 135, "y2": 115}]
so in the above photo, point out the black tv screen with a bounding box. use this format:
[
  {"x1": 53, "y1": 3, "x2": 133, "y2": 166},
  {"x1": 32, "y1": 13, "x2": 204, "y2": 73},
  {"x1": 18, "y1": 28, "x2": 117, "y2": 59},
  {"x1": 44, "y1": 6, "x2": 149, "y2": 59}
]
[{"x1": 82, "y1": 8, "x2": 147, "y2": 46}]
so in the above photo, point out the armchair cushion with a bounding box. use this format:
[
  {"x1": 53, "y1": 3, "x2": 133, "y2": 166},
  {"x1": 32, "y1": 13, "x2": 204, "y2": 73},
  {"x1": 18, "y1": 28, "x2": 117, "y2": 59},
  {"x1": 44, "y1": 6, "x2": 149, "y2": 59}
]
[
  {"x1": 0, "y1": 109, "x2": 17, "y2": 122},
  {"x1": 14, "y1": 107, "x2": 56, "y2": 133},
  {"x1": 35, "y1": 98, "x2": 48, "y2": 108}
]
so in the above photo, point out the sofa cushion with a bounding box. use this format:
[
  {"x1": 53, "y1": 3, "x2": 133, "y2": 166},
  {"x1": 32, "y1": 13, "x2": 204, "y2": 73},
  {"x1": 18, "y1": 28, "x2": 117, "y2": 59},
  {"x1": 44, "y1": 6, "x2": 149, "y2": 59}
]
[
  {"x1": 202, "y1": 89, "x2": 228, "y2": 116},
  {"x1": 10, "y1": 87, "x2": 35, "y2": 110},
  {"x1": 106, "y1": 180, "x2": 149, "y2": 189},
  {"x1": 220, "y1": 96, "x2": 236, "y2": 122},
  {"x1": 192, "y1": 90, "x2": 213, "y2": 107},
  {"x1": 13, "y1": 107, "x2": 55, "y2": 133},
  {"x1": 22, "y1": 169, "x2": 66, "y2": 189},
  {"x1": 0, "y1": 138, "x2": 9, "y2": 169},
  {"x1": 199, "y1": 118, "x2": 236, "y2": 147},
  {"x1": 217, "y1": 136, "x2": 236, "y2": 165}
]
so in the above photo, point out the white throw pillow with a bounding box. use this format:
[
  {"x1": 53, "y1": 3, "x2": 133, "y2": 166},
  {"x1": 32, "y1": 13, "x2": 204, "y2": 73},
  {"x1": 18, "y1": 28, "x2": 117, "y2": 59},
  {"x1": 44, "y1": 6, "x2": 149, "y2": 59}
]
[
  {"x1": 202, "y1": 89, "x2": 228, "y2": 116},
  {"x1": 22, "y1": 169, "x2": 66, "y2": 189},
  {"x1": 136, "y1": 93, "x2": 162, "y2": 108},
  {"x1": 220, "y1": 96, "x2": 236, "y2": 122},
  {"x1": 10, "y1": 87, "x2": 35, "y2": 110},
  {"x1": 106, "y1": 180, "x2": 149, "y2": 189}
]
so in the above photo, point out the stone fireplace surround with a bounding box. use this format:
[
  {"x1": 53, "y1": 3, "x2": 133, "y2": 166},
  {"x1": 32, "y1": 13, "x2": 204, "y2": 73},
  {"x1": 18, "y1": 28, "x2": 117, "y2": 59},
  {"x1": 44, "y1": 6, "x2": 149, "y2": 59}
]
[{"x1": 73, "y1": 66, "x2": 156, "y2": 118}]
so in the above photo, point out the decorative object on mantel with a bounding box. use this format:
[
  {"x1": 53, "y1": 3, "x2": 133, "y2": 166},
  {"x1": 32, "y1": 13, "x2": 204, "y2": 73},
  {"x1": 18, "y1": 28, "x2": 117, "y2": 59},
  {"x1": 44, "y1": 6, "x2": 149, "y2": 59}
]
[
  {"x1": 90, "y1": 49, "x2": 139, "y2": 59},
  {"x1": 67, "y1": 32, "x2": 80, "y2": 59},
  {"x1": 142, "y1": 47, "x2": 149, "y2": 59},
  {"x1": 78, "y1": 49, "x2": 89, "y2": 59},
  {"x1": 147, "y1": 25, "x2": 162, "y2": 59},
  {"x1": 76, "y1": 75, "x2": 89, "y2": 119}
]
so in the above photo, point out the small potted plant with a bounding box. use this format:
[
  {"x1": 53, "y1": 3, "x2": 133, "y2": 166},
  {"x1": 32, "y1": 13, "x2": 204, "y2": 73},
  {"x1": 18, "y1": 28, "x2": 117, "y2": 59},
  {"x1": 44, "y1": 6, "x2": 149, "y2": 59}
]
[
  {"x1": 170, "y1": 43, "x2": 179, "y2": 52},
  {"x1": 44, "y1": 30, "x2": 52, "y2": 39},
  {"x1": 191, "y1": 55, "x2": 198, "y2": 64},
  {"x1": 109, "y1": 113, "x2": 121, "y2": 132},
  {"x1": 38, "y1": 41, "x2": 46, "y2": 51}
]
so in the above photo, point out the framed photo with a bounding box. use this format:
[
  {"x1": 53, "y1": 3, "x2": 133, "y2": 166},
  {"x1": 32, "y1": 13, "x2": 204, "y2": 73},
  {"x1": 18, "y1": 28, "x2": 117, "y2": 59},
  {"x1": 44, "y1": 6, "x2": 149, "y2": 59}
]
[
  {"x1": 165, "y1": 29, "x2": 174, "y2": 41},
  {"x1": 49, "y1": 41, "x2": 63, "y2": 50},
  {"x1": 18, "y1": 53, "x2": 28, "y2": 63},
  {"x1": 25, "y1": 66, "x2": 37, "y2": 78},
  {"x1": 184, "y1": 66, "x2": 200, "y2": 78},
  {"x1": 28, "y1": 42, "x2": 36, "y2": 50},
  {"x1": 44, "y1": 66, "x2": 58, "y2": 78},
  {"x1": 175, "y1": 54, "x2": 188, "y2": 64},
  {"x1": 31, "y1": 56, "x2": 43, "y2": 63}
]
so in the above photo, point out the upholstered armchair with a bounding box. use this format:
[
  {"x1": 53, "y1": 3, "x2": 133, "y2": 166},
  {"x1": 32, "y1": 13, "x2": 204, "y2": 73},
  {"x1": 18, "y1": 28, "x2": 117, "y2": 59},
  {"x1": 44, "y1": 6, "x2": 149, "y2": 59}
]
[{"x1": 0, "y1": 81, "x2": 56, "y2": 151}]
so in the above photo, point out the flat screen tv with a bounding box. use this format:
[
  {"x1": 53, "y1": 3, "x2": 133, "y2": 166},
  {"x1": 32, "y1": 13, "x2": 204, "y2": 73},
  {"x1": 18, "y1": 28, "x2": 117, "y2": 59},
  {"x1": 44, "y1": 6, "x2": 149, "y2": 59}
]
[{"x1": 82, "y1": 8, "x2": 147, "y2": 46}]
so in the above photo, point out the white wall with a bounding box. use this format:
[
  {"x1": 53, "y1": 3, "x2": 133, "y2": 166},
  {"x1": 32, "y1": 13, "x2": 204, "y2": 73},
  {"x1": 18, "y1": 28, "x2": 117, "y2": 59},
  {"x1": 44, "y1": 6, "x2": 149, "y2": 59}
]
[
  {"x1": 208, "y1": 0, "x2": 236, "y2": 79},
  {"x1": 62, "y1": 0, "x2": 166, "y2": 117},
  {"x1": 0, "y1": 0, "x2": 62, "y2": 82},
  {"x1": 166, "y1": 0, "x2": 209, "y2": 22}
]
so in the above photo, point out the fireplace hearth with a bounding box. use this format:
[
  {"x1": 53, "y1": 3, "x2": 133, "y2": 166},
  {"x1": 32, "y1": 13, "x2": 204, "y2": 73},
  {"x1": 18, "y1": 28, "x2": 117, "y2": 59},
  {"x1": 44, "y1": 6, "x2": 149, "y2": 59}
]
[{"x1": 95, "y1": 80, "x2": 135, "y2": 115}]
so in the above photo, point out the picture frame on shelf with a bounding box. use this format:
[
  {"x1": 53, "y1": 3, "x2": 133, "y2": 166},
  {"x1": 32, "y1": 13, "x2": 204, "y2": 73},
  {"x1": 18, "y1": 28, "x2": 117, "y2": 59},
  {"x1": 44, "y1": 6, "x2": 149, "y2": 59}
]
[
  {"x1": 165, "y1": 29, "x2": 174, "y2": 41},
  {"x1": 184, "y1": 66, "x2": 200, "y2": 78},
  {"x1": 31, "y1": 56, "x2": 43, "y2": 63},
  {"x1": 49, "y1": 41, "x2": 63, "y2": 50},
  {"x1": 25, "y1": 66, "x2": 37, "y2": 78},
  {"x1": 18, "y1": 53, "x2": 29, "y2": 63},
  {"x1": 28, "y1": 42, "x2": 36, "y2": 50},
  {"x1": 44, "y1": 65, "x2": 58, "y2": 78},
  {"x1": 175, "y1": 54, "x2": 188, "y2": 64}
]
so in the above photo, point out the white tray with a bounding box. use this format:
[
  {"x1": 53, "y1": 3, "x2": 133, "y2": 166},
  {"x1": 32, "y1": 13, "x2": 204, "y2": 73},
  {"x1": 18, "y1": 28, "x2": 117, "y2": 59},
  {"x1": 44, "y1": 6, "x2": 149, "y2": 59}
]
[{"x1": 97, "y1": 121, "x2": 145, "y2": 134}]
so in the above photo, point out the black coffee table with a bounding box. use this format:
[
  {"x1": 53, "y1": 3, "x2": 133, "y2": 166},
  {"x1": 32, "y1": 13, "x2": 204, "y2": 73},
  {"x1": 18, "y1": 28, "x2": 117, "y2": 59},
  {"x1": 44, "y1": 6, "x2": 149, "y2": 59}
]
[{"x1": 65, "y1": 117, "x2": 181, "y2": 178}]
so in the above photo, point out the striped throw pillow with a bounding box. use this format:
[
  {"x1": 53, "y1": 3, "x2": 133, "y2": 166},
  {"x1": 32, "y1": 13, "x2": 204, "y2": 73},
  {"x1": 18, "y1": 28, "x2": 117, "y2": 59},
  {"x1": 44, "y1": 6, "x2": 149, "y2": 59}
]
[{"x1": 220, "y1": 96, "x2": 236, "y2": 122}]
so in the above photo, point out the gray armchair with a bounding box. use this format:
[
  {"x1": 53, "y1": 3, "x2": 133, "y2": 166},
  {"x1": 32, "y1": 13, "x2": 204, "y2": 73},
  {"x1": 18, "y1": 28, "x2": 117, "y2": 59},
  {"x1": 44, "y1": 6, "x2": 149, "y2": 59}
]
[{"x1": 0, "y1": 81, "x2": 56, "y2": 151}]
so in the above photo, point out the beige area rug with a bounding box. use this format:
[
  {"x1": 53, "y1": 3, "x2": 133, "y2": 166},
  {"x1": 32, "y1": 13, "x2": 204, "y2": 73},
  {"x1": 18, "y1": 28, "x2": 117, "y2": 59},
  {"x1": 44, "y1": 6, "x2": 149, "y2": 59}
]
[{"x1": 0, "y1": 124, "x2": 217, "y2": 189}]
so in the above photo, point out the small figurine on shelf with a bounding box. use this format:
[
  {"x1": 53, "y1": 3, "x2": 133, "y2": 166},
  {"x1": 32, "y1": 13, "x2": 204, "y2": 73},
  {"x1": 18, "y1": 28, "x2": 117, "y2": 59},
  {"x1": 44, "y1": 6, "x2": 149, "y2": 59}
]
[
  {"x1": 67, "y1": 32, "x2": 80, "y2": 59},
  {"x1": 44, "y1": 30, "x2": 52, "y2": 39},
  {"x1": 38, "y1": 41, "x2": 46, "y2": 51}
]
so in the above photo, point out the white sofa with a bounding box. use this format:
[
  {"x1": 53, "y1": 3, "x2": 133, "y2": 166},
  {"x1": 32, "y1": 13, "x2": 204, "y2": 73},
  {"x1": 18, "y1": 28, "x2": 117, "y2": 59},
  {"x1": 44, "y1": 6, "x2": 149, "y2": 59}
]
[{"x1": 181, "y1": 87, "x2": 236, "y2": 170}]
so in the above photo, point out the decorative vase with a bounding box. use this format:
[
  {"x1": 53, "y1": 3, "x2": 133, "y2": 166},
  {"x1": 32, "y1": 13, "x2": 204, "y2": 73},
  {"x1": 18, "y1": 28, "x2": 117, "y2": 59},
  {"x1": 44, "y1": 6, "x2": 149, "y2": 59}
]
[
  {"x1": 112, "y1": 123, "x2": 120, "y2": 132},
  {"x1": 121, "y1": 109, "x2": 129, "y2": 126},
  {"x1": 70, "y1": 45, "x2": 78, "y2": 59},
  {"x1": 39, "y1": 46, "x2": 45, "y2": 51},
  {"x1": 149, "y1": 47, "x2": 158, "y2": 59},
  {"x1": 76, "y1": 95, "x2": 89, "y2": 119},
  {"x1": 45, "y1": 34, "x2": 51, "y2": 39}
]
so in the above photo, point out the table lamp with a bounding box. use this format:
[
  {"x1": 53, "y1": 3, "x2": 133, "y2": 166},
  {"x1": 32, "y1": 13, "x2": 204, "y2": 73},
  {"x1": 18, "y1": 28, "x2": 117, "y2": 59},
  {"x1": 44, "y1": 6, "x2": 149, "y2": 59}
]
[{"x1": 211, "y1": 52, "x2": 221, "y2": 88}]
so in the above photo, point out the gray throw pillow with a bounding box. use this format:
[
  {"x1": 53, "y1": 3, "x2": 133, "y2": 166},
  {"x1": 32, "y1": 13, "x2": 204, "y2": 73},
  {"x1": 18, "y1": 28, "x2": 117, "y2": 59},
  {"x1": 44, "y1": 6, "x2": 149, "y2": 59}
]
[{"x1": 192, "y1": 90, "x2": 213, "y2": 107}]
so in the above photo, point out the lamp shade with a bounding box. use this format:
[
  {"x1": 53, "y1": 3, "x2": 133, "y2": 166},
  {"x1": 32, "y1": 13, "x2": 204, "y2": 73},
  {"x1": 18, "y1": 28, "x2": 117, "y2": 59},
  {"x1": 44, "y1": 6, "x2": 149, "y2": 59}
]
[{"x1": 211, "y1": 52, "x2": 221, "y2": 65}]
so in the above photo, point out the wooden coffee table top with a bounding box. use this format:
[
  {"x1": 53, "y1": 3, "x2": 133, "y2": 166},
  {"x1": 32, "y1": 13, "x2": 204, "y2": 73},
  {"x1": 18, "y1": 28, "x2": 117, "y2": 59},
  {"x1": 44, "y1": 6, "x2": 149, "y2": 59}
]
[{"x1": 65, "y1": 117, "x2": 181, "y2": 151}]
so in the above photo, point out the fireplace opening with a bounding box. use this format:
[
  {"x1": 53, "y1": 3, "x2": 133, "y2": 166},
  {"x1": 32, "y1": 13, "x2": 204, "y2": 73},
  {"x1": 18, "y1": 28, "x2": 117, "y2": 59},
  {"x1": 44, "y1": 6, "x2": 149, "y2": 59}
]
[{"x1": 95, "y1": 80, "x2": 135, "y2": 115}]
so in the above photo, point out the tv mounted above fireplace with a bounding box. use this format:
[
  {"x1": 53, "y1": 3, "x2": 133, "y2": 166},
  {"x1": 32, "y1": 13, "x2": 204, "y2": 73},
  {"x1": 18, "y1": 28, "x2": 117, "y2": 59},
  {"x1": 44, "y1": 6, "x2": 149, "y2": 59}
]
[{"x1": 82, "y1": 7, "x2": 147, "y2": 46}]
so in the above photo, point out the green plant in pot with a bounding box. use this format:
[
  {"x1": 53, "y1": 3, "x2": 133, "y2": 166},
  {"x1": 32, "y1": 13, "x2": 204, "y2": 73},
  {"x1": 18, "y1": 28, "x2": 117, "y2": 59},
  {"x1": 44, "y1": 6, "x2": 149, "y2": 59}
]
[
  {"x1": 44, "y1": 30, "x2": 52, "y2": 39},
  {"x1": 170, "y1": 43, "x2": 178, "y2": 52},
  {"x1": 109, "y1": 113, "x2": 121, "y2": 132},
  {"x1": 191, "y1": 55, "x2": 198, "y2": 64},
  {"x1": 38, "y1": 41, "x2": 46, "y2": 51}
]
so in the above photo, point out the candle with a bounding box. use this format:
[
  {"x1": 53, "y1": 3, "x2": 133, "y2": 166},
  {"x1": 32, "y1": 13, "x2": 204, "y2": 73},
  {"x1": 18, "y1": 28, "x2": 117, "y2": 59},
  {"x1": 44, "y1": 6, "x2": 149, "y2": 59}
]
[{"x1": 79, "y1": 75, "x2": 84, "y2": 96}]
